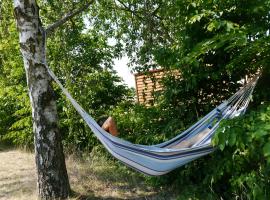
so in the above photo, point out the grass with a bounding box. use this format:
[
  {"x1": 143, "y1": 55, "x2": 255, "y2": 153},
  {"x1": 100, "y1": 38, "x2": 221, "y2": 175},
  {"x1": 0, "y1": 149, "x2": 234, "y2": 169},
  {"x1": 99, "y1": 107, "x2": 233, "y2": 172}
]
[
  {"x1": 0, "y1": 146, "x2": 173, "y2": 200},
  {"x1": 67, "y1": 147, "x2": 159, "y2": 199},
  {"x1": 0, "y1": 148, "x2": 36, "y2": 200}
]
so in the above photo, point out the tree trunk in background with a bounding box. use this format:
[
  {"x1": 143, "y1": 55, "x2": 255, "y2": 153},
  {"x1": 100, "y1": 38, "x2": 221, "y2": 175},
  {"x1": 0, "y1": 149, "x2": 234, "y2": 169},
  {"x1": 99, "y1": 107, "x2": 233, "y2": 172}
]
[{"x1": 13, "y1": 0, "x2": 70, "y2": 199}]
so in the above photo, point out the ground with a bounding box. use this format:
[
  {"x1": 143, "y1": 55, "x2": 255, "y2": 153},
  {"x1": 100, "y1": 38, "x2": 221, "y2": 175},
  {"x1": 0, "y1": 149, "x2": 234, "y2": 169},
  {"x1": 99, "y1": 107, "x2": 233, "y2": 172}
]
[{"x1": 0, "y1": 148, "x2": 175, "y2": 200}]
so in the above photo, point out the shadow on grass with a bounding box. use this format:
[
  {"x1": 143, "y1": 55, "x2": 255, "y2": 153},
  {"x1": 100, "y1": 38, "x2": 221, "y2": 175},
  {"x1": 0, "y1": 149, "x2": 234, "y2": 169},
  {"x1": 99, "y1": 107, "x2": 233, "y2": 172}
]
[
  {"x1": 67, "y1": 153, "x2": 172, "y2": 200},
  {"x1": 0, "y1": 146, "x2": 173, "y2": 199},
  {"x1": 0, "y1": 143, "x2": 13, "y2": 152},
  {"x1": 70, "y1": 189, "x2": 159, "y2": 200},
  {"x1": 0, "y1": 142, "x2": 33, "y2": 153},
  {"x1": 70, "y1": 190, "x2": 96, "y2": 200}
]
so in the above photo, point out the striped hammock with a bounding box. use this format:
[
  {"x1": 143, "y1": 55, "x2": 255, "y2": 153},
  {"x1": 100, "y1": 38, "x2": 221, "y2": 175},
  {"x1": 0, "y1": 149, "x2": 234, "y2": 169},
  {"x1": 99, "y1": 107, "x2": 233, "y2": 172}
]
[{"x1": 47, "y1": 67, "x2": 259, "y2": 176}]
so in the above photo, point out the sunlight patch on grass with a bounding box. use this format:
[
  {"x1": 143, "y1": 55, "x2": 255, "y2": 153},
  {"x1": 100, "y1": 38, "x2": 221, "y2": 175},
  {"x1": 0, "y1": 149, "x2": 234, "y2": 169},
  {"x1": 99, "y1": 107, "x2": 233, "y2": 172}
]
[{"x1": 0, "y1": 150, "x2": 36, "y2": 200}]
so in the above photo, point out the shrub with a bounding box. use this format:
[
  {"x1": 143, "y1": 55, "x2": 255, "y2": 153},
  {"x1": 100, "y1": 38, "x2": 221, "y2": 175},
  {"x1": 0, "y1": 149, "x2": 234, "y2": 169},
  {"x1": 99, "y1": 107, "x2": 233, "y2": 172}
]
[{"x1": 172, "y1": 102, "x2": 270, "y2": 200}]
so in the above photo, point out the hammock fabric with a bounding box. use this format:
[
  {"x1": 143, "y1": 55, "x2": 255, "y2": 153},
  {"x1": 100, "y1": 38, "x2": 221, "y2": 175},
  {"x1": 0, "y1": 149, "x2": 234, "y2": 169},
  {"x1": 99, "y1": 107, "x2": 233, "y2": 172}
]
[{"x1": 47, "y1": 66, "x2": 259, "y2": 176}]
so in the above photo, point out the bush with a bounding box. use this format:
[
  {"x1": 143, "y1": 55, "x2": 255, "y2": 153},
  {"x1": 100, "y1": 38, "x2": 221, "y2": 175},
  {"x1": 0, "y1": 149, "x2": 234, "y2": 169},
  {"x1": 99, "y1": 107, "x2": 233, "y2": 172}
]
[
  {"x1": 58, "y1": 69, "x2": 134, "y2": 151},
  {"x1": 110, "y1": 101, "x2": 189, "y2": 145},
  {"x1": 113, "y1": 91, "x2": 270, "y2": 200},
  {"x1": 209, "y1": 103, "x2": 270, "y2": 199},
  {"x1": 170, "y1": 102, "x2": 270, "y2": 200},
  {"x1": 0, "y1": 85, "x2": 33, "y2": 147}
]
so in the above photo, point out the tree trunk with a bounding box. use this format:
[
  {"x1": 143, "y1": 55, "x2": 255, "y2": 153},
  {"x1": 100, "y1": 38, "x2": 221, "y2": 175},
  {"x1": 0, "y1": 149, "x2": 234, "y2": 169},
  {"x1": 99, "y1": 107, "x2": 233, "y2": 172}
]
[{"x1": 13, "y1": 0, "x2": 70, "y2": 199}]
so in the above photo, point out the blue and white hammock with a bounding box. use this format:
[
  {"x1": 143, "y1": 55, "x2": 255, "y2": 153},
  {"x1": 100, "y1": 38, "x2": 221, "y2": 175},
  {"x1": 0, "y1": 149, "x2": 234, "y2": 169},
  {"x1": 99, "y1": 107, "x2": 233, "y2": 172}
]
[{"x1": 47, "y1": 67, "x2": 259, "y2": 176}]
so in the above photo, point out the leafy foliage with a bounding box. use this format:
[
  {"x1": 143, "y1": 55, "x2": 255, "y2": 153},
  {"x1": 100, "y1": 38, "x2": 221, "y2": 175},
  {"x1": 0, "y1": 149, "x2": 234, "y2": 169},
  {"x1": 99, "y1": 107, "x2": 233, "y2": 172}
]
[
  {"x1": 1, "y1": 0, "x2": 270, "y2": 199},
  {"x1": 87, "y1": 0, "x2": 269, "y2": 141},
  {"x1": 0, "y1": 0, "x2": 32, "y2": 147},
  {"x1": 59, "y1": 69, "x2": 133, "y2": 151},
  {"x1": 89, "y1": 1, "x2": 270, "y2": 199},
  {"x1": 44, "y1": 6, "x2": 134, "y2": 150},
  {"x1": 0, "y1": 0, "x2": 133, "y2": 150},
  {"x1": 208, "y1": 103, "x2": 270, "y2": 199}
]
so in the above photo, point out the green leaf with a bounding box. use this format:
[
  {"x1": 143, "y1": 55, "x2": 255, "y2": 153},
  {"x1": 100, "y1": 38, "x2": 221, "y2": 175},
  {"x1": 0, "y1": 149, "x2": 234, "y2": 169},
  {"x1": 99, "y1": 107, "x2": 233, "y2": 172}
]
[{"x1": 263, "y1": 142, "x2": 270, "y2": 157}]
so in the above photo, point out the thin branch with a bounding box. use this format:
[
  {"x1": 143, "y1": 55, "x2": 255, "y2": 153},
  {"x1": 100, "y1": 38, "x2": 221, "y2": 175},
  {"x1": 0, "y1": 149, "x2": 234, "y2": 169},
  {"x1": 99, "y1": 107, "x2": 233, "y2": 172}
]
[
  {"x1": 115, "y1": 0, "x2": 144, "y2": 20},
  {"x1": 115, "y1": 0, "x2": 174, "y2": 43},
  {"x1": 45, "y1": 0, "x2": 94, "y2": 35}
]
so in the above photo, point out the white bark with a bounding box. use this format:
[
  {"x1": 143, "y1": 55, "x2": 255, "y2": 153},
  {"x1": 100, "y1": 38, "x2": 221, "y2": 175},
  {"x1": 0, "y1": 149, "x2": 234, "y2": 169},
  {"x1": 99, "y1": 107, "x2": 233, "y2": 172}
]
[{"x1": 13, "y1": 0, "x2": 70, "y2": 199}]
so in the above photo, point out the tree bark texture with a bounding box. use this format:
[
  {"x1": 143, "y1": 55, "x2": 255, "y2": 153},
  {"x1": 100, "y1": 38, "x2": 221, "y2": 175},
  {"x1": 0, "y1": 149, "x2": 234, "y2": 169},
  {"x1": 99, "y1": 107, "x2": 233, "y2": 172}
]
[{"x1": 13, "y1": 0, "x2": 70, "y2": 199}]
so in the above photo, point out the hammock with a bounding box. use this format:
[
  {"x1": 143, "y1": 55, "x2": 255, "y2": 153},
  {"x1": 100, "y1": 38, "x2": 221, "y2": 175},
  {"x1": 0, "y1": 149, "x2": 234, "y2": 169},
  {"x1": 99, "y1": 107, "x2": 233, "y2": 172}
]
[{"x1": 47, "y1": 67, "x2": 259, "y2": 176}]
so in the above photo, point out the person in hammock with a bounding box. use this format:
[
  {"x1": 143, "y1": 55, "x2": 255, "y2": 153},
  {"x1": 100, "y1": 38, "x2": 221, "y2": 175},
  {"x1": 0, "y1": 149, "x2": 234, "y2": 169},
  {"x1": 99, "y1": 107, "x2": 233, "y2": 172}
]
[
  {"x1": 97, "y1": 116, "x2": 119, "y2": 136},
  {"x1": 172, "y1": 128, "x2": 211, "y2": 149}
]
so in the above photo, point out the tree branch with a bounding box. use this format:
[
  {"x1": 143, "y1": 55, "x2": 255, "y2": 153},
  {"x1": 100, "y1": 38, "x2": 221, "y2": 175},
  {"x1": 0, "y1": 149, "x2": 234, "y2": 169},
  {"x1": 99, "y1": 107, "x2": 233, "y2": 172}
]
[
  {"x1": 115, "y1": 0, "x2": 144, "y2": 20},
  {"x1": 45, "y1": 0, "x2": 94, "y2": 35},
  {"x1": 115, "y1": 0, "x2": 174, "y2": 43}
]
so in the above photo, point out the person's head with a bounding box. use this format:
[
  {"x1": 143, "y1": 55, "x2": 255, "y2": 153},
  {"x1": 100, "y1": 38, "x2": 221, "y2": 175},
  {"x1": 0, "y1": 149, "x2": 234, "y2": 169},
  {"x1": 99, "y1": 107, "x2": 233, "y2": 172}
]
[{"x1": 97, "y1": 116, "x2": 109, "y2": 127}]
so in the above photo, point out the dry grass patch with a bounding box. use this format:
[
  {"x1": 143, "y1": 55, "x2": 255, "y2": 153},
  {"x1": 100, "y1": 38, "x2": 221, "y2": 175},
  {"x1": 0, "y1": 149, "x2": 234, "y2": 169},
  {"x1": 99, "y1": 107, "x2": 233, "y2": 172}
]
[
  {"x1": 0, "y1": 148, "x2": 169, "y2": 200},
  {"x1": 0, "y1": 149, "x2": 36, "y2": 200},
  {"x1": 67, "y1": 149, "x2": 158, "y2": 199}
]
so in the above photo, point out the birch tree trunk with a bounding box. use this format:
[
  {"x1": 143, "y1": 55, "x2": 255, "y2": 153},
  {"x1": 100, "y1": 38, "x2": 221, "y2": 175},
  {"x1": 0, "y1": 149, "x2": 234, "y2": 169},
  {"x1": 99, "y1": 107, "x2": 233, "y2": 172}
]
[{"x1": 13, "y1": 0, "x2": 70, "y2": 199}]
